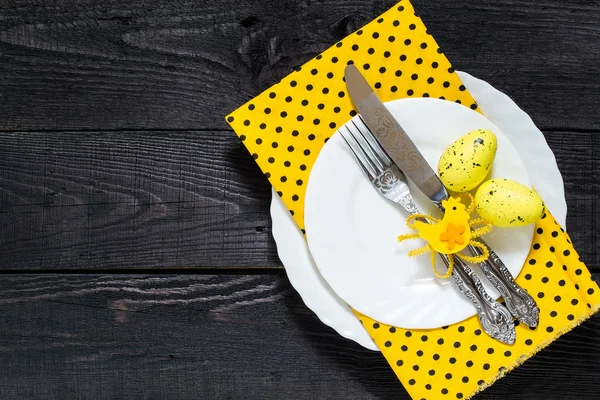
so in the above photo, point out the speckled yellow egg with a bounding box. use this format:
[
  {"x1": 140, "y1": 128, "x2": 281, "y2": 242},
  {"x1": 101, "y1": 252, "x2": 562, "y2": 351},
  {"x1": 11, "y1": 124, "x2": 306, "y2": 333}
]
[
  {"x1": 438, "y1": 129, "x2": 497, "y2": 192},
  {"x1": 475, "y1": 179, "x2": 545, "y2": 227}
]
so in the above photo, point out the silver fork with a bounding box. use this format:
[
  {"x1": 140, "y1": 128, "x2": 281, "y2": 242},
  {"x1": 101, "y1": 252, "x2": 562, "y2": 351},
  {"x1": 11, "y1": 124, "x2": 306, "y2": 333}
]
[{"x1": 340, "y1": 120, "x2": 516, "y2": 344}]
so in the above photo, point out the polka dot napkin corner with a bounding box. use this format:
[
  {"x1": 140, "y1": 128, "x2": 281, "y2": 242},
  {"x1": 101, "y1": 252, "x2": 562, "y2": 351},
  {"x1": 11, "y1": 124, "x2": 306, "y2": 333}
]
[{"x1": 225, "y1": 1, "x2": 600, "y2": 399}]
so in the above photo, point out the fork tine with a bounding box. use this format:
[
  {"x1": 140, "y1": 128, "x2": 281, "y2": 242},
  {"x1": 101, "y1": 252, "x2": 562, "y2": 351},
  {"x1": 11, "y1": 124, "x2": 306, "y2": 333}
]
[
  {"x1": 340, "y1": 127, "x2": 375, "y2": 180},
  {"x1": 345, "y1": 125, "x2": 384, "y2": 176},
  {"x1": 350, "y1": 119, "x2": 386, "y2": 172},
  {"x1": 346, "y1": 123, "x2": 385, "y2": 176},
  {"x1": 355, "y1": 116, "x2": 394, "y2": 166}
]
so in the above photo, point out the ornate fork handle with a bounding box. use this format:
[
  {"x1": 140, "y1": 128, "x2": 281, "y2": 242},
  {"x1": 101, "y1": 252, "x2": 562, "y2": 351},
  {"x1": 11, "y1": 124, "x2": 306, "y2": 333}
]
[
  {"x1": 468, "y1": 240, "x2": 540, "y2": 327},
  {"x1": 443, "y1": 254, "x2": 516, "y2": 344}
]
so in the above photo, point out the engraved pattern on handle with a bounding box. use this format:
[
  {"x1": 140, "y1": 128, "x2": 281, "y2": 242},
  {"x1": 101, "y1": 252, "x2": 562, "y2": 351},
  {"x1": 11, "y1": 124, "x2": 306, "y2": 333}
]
[
  {"x1": 402, "y1": 195, "x2": 516, "y2": 344},
  {"x1": 453, "y1": 260, "x2": 516, "y2": 344},
  {"x1": 471, "y1": 239, "x2": 540, "y2": 327},
  {"x1": 397, "y1": 192, "x2": 421, "y2": 216},
  {"x1": 438, "y1": 249, "x2": 516, "y2": 344}
]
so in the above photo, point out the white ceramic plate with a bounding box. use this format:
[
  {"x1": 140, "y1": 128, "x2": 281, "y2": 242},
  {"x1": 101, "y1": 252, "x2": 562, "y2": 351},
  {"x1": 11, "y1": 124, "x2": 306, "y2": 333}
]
[
  {"x1": 271, "y1": 71, "x2": 566, "y2": 350},
  {"x1": 304, "y1": 98, "x2": 534, "y2": 328}
]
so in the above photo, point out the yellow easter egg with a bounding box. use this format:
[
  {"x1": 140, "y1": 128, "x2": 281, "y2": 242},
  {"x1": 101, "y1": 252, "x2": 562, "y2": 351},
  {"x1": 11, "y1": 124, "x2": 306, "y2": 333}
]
[
  {"x1": 475, "y1": 179, "x2": 545, "y2": 227},
  {"x1": 438, "y1": 129, "x2": 497, "y2": 192}
]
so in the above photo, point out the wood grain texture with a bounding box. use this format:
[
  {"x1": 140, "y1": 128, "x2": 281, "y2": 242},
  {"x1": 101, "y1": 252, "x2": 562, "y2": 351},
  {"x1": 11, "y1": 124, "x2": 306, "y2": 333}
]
[
  {"x1": 0, "y1": 273, "x2": 600, "y2": 400},
  {"x1": 546, "y1": 130, "x2": 599, "y2": 269},
  {"x1": 0, "y1": 0, "x2": 396, "y2": 131},
  {"x1": 0, "y1": 130, "x2": 279, "y2": 269},
  {"x1": 0, "y1": 0, "x2": 599, "y2": 131},
  {"x1": 0, "y1": 129, "x2": 597, "y2": 270}
]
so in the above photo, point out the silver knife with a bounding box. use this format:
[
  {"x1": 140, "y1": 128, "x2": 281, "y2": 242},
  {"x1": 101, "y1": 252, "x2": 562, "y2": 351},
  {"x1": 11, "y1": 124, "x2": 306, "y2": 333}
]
[{"x1": 345, "y1": 65, "x2": 536, "y2": 334}]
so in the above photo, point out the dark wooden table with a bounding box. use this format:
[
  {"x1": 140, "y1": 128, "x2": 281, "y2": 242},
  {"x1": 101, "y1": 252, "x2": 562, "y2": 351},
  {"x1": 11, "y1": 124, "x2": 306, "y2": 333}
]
[{"x1": 0, "y1": 0, "x2": 599, "y2": 398}]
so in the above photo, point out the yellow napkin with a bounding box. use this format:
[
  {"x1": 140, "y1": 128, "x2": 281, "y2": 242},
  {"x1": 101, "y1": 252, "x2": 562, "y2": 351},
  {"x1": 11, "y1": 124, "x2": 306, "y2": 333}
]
[{"x1": 226, "y1": 1, "x2": 600, "y2": 398}]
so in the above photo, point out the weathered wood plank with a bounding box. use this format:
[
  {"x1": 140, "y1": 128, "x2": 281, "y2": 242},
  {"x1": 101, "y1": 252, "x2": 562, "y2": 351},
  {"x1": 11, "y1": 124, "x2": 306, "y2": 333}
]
[
  {"x1": 0, "y1": 0, "x2": 599, "y2": 130},
  {"x1": 0, "y1": 129, "x2": 597, "y2": 270},
  {"x1": 0, "y1": 273, "x2": 599, "y2": 399},
  {"x1": 415, "y1": 0, "x2": 600, "y2": 131},
  {"x1": 0, "y1": 0, "x2": 396, "y2": 131},
  {"x1": 0, "y1": 130, "x2": 278, "y2": 269},
  {"x1": 546, "y1": 129, "x2": 599, "y2": 269}
]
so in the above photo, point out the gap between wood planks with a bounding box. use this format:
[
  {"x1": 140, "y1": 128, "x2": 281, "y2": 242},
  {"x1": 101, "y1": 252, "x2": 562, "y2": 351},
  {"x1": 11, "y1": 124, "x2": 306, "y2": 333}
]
[
  {"x1": 0, "y1": 267, "x2": 284, "y2": 274},
  {"x1": 0, "y1": 264, "x2": 597, "y2": 274},
  {"x1": 0, "y1": 128, "x2": 234, "y2": 134}
]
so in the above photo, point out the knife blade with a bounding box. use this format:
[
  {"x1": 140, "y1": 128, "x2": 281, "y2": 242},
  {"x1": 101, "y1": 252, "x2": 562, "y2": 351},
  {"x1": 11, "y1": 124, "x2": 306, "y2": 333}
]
[
  {"x1": 344, "y1": 64, "x2": 539, "y2": 328},
  {"x1": 344, "y1": 64, "x2": 448, "y2": 206}
]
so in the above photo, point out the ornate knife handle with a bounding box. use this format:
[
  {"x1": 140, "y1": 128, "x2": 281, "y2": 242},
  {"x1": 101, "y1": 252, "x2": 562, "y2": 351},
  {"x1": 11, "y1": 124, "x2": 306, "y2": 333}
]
[
  {"x1": 409, "y1": 210, "x2": 515, "y2": 344},
  {"x1": 439, "y1": 253, "x2": 516, "y2": 344},
  {"x1": 468, "y1": 239, "x2": 540, "y2": 328}
]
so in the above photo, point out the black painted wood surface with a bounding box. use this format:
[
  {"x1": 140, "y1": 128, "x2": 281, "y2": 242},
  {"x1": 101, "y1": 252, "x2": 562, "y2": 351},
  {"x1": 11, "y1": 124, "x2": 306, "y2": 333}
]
[{"x1": 0, "y1": 0, "x2": 599, "y2": 398}]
